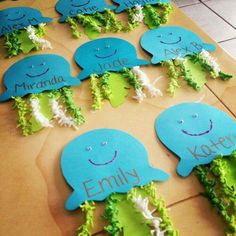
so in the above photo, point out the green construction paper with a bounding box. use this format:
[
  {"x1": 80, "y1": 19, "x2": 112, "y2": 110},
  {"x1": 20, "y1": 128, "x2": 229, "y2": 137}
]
[
  {"x1": 108, "y1": 72, "x2": 131, "y2": 108},
  {"x1": 184, "y1": 57, "x2": 207, "y2": 89},
  {"x1": 84, "y1": 18, "x2": 101, "y2": 40},
  {"x1": 113, "y1": 192, "x2": 152, "y2": 236},
  {"x1": 224, "y1": 157, "x2": 236, "y2": 188},
  {"x1": 18, "y1": 30, "x2": 36, "y2": 54},
  {"x1": 30, "y1": 93, "x2": 53, "y2": 132}
]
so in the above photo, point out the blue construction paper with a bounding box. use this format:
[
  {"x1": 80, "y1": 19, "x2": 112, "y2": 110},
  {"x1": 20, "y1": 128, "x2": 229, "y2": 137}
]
[
  {"x1": 141, "y1": 26, "x2": 216, "y2": 64},
  {"x1": 56, "y1": 0, "x2": 116, "y2": 22},
  {"x1": 155, "y1": 103, "x2": 236, "y2": 177},
  {"x1": 112, "y1": 0, "x2": 170, "y2": 13},
  {"x1": 61, "y1": 129, "x2": 169, "y2": 211},
  {"x1": 75, "y1": 37, "x2": 149, "y2": 80},
  {"x1": 0, "y1": 7, "x2": 52, "y2": 37},
  {"x1": 0, "y1": 54, "x2": 81, "y2": 102}
]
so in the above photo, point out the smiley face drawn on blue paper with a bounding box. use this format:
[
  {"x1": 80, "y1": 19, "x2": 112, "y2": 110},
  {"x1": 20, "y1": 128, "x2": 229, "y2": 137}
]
[
  {"x1": 61, "y1": 129, "x2": 169, "y2": 211},
  {"x1": 0, "y1": 54, "x2": 81, "y2": 102},
  {"x1": 112, "y1": 0, "x2": 170, "y2": 13},
  {"x1": 155, "y1": 103, "x2": 236, "y2": 177},
  {"x1": 0, "y1": 7, "x2": 52, "y2": 37},
  {"x1": 56, "y1": 0, "x2": 116, "y2": 22},
  {"x1": 75, "y1": 37, "x2": 149, "y2": 80},
  {"x1": 141, "y1": 26, "x2": 216, "y2": 64}
]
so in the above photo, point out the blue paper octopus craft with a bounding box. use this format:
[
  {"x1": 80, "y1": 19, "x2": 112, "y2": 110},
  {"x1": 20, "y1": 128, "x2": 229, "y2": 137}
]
[
  {"x1": 55, "y1": 0, "x2": 123, "y2": 39},
  {"x1": 155, "y1": 103, "x2": 236, "y2": 177},
  {"x1": 61, "y1": 129, "x2": 178, "y2": 236},
  {"x1": 0, "y1": 7, "x2": 52, "y2": 57},
  {"x1": 141, "y1": 26, "x2": 233, "y2": 95},
  {"x1": 75, "y1": 37, "x2": 163, "y2": 110},
  {"x1": 112, "y1": 0, "x2": 173, "y2": 30},
  {"x1": 0, "y1": 54, "x2": 85, "y2": 136}
]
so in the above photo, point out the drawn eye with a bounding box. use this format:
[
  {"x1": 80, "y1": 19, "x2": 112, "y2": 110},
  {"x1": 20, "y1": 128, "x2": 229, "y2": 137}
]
[
  {"x1": 192, "y1": 113, "x2": 198, "y2": 118},
  {"x1": 16, "y1": 11, "x2": 20, "y2": 14},
  {"x1": 157, "y1": 35, "x2": 162, "y2": 38},
  {"x1": 40, "y1": 62, "x2": 46, "y2": 66},
  {"x1": 95, "y1": 48, "x2": 100, "y2": 52},
  {"x1": 86, "y1": 146, "x2": 92, "y2": 151},
  {"x1": 29, "y1": 65, "x2": 34, "y2": 69},
  {"x1": 5, "y1": 14, "x2": 9, "y2": 17},
  {"x1": 169, "y1": 32, "x2": 173, "y2": 35},
  {"x1": 105, "y1": 45, "x2": 110, "y2": 49},
  {"x1": 178, "y1": 119, "x2": 184, "y2": 124},
  {"x1": 101, "y1": 141, "x2": 108, "y2": 146}
]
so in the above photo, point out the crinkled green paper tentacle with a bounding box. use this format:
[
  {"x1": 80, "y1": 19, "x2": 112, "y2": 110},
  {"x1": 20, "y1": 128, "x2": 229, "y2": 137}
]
[
  {"x1": 90, "y1": 74, "x2": 103, "y2": 110},
  {"x1": 104, "y1": 9, "x2": 123, "y2": 33},
  {"x1": 121, "y1": 68, "x2": 142, "y2": 90},
  {"x1": 189, "y1": 53, "x2": 233, "y2": 81},
  {"x1": 92, "y1": 12, "x2": 108, "y2": 28},
  {"x1": 77, "y1": 15, "x2": 101, "y2": 34},
  {"x1": 59, "y1": 87, "x2": 85, "y2": 125},
  {"x1": 124, "y1": 8, "x2": 141, "y2": 32},
  {"x1": 157, "y1": 3, "x2": 173, "y2": 24},
  {"x1": 175, "y1": 58, "x2": 201, "y2": 91},
  {"x1": 4, "y1": 30, "x2": 21, "y2": 58},
  {"x1": 66, "y1": 17, "x2": 81, "y2": 38},
  {"x1": 99, "y1": 72, "x2": 112, "y2": 100},
  {"x1": 35, "y1": 23, "x2": 46, "y2": 38},
  {"x1": 143, "y1": 5, "x2": 161, "y2": 29},
  {"x1": 103, "y1": 194, "x2": 122, "y2": 236},
  {"x1": 195, "y1": 151, "x2": 236, "y2": 235},
  {"x1": 143, "y1": 182, "x2": 179, "y2": 236},
  {"x1": 12, "y1": 96, "x2": 33, "y2": 136},
  {"x1": 162, "y1": 60, "x2": 180, "y2": 96},
  {"x1": 77, "y1": 201, "x2": 95, "y2": 236}
]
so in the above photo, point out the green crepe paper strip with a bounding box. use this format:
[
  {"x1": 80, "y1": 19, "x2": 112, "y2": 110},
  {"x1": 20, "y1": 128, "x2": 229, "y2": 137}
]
[
  {"x1": 162, "y1": 60, "x2": 180, "y2": 96},
  {"x1": 109, "y1": 72, "x2": 131, "y2": 108},
  {"x1": 157, "y1": 3, "x2": 173, "y2": 24},
  {"x1": 12, "y1": 96, "x2": 33, "y2": 136},
  {"x1": 59, "y1": 87, "x2": 85, "y2": 125},
  {"x1": 143, "y1": 5, "x2": 161, "y2": 29},
  {"x1": 177, "y1": 58, "x2": 207, "y2": 91},
  {"x1": 189, "y1": 53, "x2": 233, "y2": 81},
  {"x1": 77, "y1": 201, "x2": 95, "y2": 236},
  {"x1": 66, "y1": 17, "x2": 81, "y2": 38},
  {"x1": 100, "y1": 72, "x2": 112, "y2": 100},
  {"x1": 121, "y1": 68, "x2": 142, "y2": 90},
  {"x1": 195, "y1": 151, "x2": 236, "y2": 235},
  {"x1": 90, "y1": 74, "x2": 103, "y2": 110},
  {"x1": 124, "y1": 8, "x2": 141, "y2": 32},
  {"x1": 4, "y1": 30, "x2": 21, "y2": 58}
]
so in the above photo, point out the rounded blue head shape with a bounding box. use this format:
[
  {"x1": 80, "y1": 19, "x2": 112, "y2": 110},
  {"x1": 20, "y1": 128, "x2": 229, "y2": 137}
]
[
  {"x1": 155, "y1": 103, "x2": 236, "y2": 177},
  {"x1": 55, "y1": 0, "x2": 116, "y2": 22},
  {"x1": 61, "y1": 129, "x2": 169, "y2": 210},
  {"x1": 0, "y1": 54, "x2": 81, "y2": 102},
  {"x1": 112, "y1": 0, "x2": 170, "y2": 13},
  {"x1": 0, "y1": 7, "x2": 52, "y2": 37},
  {"x1": 75, "y1": 37, "x2": 149, "y2": 80},
  {"x1": 141, "y1": 26, "x2": 216, "y2": 64}
]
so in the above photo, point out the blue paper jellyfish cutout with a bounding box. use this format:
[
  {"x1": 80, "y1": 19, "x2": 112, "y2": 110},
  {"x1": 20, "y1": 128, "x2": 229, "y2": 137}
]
[
  {"x1": 0, "y1": 7, "x2": 52, "y2": 57},
  {"x1": 112, "y1": 0, "x2": 172, "y2": 30},
  {"x1": 74, "y1": 37, "x2": 162, "y2": 110},
  {"x1": 55, "y1": 0, "x2": 124, "y2": 39},
  {"x1": 61, "y1": 129, "x2": 177, "y2": 236},
  {"x1": 141, "y1": 26, "x2": 232, "y2": 95},
  {"x1": 155, "y1": 103, "x2": 236, "y2": 177},
  {"x1": 0, "y1": 54, "x2": 85, "y2": 135}
]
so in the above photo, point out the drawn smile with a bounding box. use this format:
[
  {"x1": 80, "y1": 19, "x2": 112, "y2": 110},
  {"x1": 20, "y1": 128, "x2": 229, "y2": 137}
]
[
  {"x1": 89, "y1": 150, "x2": 118, "y2": 166},
  {"x1": 26, "y1": 68, "x2": 50, "y2": 78},
  {"x1": 8, "y1": 14, "x2": 26, "y2": 21},
  {"x1": 95, "y1": 49, "x2": 117, "y2": 59},
  {"x1": 182, "y1": 119, "x2": 213, "y2": 136},
  {"x1": 160, "y1": 36, "x2": 182, "y2": 45},
  {"x1": 71, "y1": 0, "x2": 90, "y2": 7}
]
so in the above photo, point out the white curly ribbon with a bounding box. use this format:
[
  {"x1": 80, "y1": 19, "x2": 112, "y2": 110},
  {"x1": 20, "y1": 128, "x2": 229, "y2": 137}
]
[
  {"x1": 200, "y1": 49, "x2": 220, "y2": 75},
  {"x1": 133, "y1": 88, "x2": 146, "y2": 103},
  {"x1": 133, "y1": 4, "x2": 144, "y2": 22},
  {"x1": 31, "y1": 98, "x2": 53, "y2": 128},
  {"x1": 132, "y1": 66, "x2": 163, "y2": 97},
  {"x1": 26, "y1": 24, "x2": 52, "y2": 50},
  {"x1": 50, "y1": 99, "x2": 78, "y2": 130},
  {"x1": 132, "y1": 195, "x2": 167, "y2": 236}
]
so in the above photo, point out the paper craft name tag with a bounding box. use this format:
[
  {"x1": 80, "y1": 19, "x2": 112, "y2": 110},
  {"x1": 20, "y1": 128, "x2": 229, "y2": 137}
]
[
  {"x1": 0, "y1": 54, "x2": 80, "y2": 102},
  {"x1": 113, "y1": 0, "x2": 170, "y2": 13},
  {"x1": 61, "y1": 129, "x2": 169, "y2": 210},
  {"x1": 141, "y1": 26, "x2": 216, "y2": 64},
  {"x1": 75, "y1": 37, "x2": 149, "y2": 80},
  {"x1": 155, "y1": 103, "x2": 236, "y2": 177},
  {"x1": 0, "y1": 7, "x2": 52, "y2": 37},
  {"x1": 56, "y1": 0, "x2": 116, "y2": 22}
]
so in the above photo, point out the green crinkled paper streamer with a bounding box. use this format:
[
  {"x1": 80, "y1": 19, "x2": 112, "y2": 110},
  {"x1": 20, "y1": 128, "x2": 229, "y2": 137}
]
[{"x1": 195, "y1": 151, "x2": 236, "y2": 235}]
